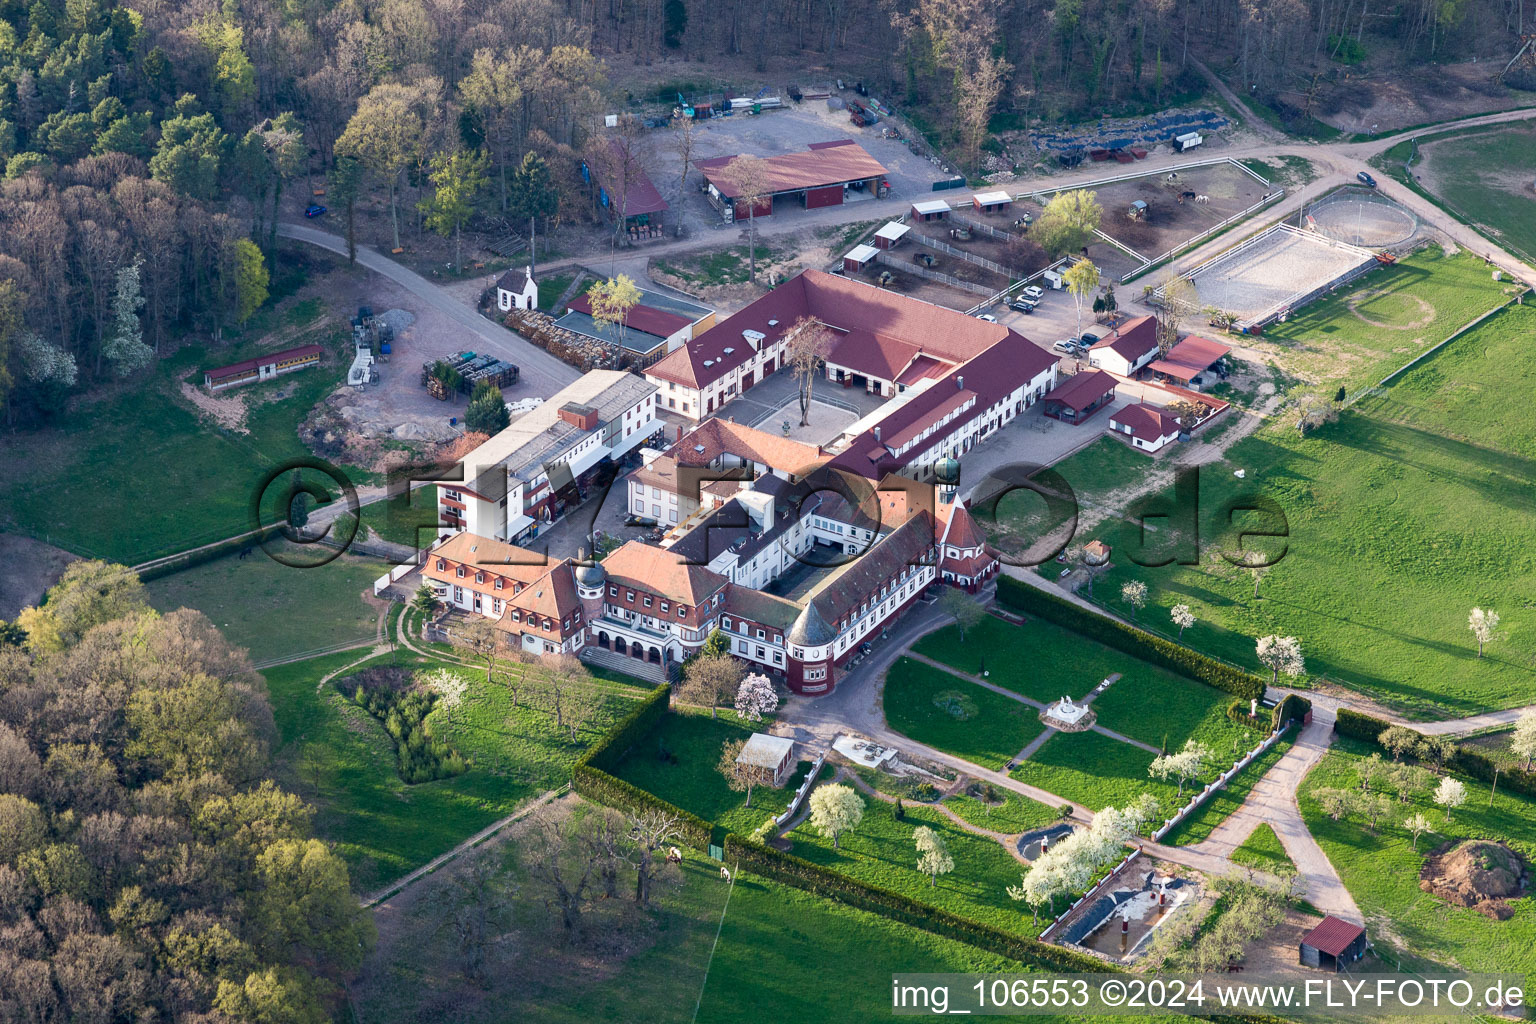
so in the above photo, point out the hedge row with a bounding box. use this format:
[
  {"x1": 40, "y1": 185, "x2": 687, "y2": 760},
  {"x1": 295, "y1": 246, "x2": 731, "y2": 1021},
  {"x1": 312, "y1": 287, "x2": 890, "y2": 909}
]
[
  {"x1": 577, "y1": 683, "x2": 671, "y2": 773},
  {"x1": 1333, "y1": 707, "x2": 1536, "y2": 800},
  {"x1": 571, "y1": 763, "x2": 714, "y2": 848},
  {"x1": 135, "y1": 524, "x2": 288, "y2": 582},
  {"x1": 1227, "y1": 699, "x2": 1267, "y2": 729},
  {"x1": 996, "y1": 577, "x2": 1265, "y2": 701},
  {"x1": 1272, "y1": 693, "x2": 1311, "y2": 731},
  {"x1": 723, "y1": 833, "x2": 1106, "y2": 974}
]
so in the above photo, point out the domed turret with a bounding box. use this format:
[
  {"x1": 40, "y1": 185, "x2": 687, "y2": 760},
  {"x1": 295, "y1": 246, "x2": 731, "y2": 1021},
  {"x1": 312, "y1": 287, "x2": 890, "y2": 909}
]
[
  {"x1": 574, "y1": 560, "x2": 606, "y2": 589},
  {"x1": 934, "y1": 456, "x2": 962, "y2": 487}
]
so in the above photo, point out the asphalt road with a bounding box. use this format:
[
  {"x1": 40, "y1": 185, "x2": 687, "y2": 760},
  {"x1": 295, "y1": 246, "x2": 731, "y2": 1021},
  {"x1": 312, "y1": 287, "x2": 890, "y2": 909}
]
[{"x1": 276, "y1": 222, "x2": 580, "y2": 397}]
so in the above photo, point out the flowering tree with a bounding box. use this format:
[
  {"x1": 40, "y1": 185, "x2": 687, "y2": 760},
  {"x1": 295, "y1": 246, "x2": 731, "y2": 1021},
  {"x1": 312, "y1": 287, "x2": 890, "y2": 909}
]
[
  {"x1": 1468, "y1": 607, "x2": 1500, "y2": 658},
  {"x1": 1170, "y1": 604, "x2": 1195, "y2": 640},
  {"x1": 1007, "y1": 796, "x2": 1155, "y2": 923},
  {"x1": 1256, "y1": 635, "x2": 1305, "y2": 686},
  {"x1": 809, "y1": 785, "x2": 864, "y2": 849},
  {"x1": 1433, "y1": 776, "x2": 1466, "y2": 821},
  {"x1": 1149, "y1": 740, "x2": 1211, "y2": 799},
  {"x1": 1404, "y1": 812, "x2": 1435, "y2": 851},
  {"x1": 914, "y1": 826, "x2": 955, "y2": 887},
  {"x1": 734, "y1": 672, "x2": 779, "y2": 722},
  {"x1": 1120, "y1": 580, "x2": 1147, "y2": 619},
  {"x1": 1512, "y1": 708, "x2": 1536, "y2": 771}
]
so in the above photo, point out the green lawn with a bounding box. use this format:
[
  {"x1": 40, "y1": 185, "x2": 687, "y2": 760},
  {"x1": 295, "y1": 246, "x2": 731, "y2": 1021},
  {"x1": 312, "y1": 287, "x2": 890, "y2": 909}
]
[
  {"x1": 1255, "y1": 247, "x2": 1516, "y2": 392},
  {"x1": 145, "y1": 546, "x2": 388, "y2": 662},
  {"x1": 883, "y1": 657, "x2": 1046, "y2": 770},
  {"x1": 1087, "y1": 303, "x2": 1536, "y2": 719},
  {"x1": 607, "y1": 710, "x2": 824, "y2": 836},
  {"x1": 0, "y1": 321, "x2": 363, "y2": 564},
  {"x1": 785, "y1": 798, "x2": 1035, "y2": 938},
  {"x1": 943, "y1": 788, "x2": 1061, "y2": 834},
  {"x1": 1299, "y1": 737, "x2": 1536, "y2": 976},
  {"x1": 913, "y1": 613, "x2": 1248, "y2": 762},
  {"x1": 264, "y1": 648, "x2": 643, "y2": 893},
  {"x1": 1010, "y1": 730, "x2": 1180, "y2": 813},
  {"x1": 536, "y1": 272, "x2": 576, "y2": 313},
  {"x1": 1160, "y1": 737, "x2": 1293, "y2": 846},
  {"x1": 1417, "y1": 125, "x2": 1536, "y2": 264},
  {"x1": 358, "y1": 487, "x2": 439, "y2": 549},
  {"x1": 1229, "y1": 822, "x2": 1294, "y2": 873}
]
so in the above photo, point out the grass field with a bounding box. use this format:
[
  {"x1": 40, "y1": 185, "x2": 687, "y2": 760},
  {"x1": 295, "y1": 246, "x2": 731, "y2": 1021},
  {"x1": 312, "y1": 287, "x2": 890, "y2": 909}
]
[
  {"x1": 608, "y1": 709, "x2": 827, "y2": 836},
  {"x1": 1415, "y1": 125, "x2": 1536, "y2": 264},
  {"x1": 265, "y1": 648, "x2": 644, "y2": 892},
  {"x1": 0, "y1": 315, "x2": 362, "y2": 564},
  {"x1": 1252, "y1": 247, "x2": 1516, "y2": 392},
  {"x1": 655, "y1": 244, "x2": 792, "y2": 287},
  {"x1": 145, "y1": 546, "x2": 388, "y2": 662},
  {"x1": 785, "y1": 798, "x2": 1035, "y2": 937},
  {"x1": 1160, "y1": 738, "x2": 1293, "y2": 846},
  {"x1": 943, "y1": 788, "x2": 1061, "y2": 834},
  {"x1": 1229, "y1": 822, "x2": 1294, "y2": 873},
  {"x1": 883, "y1": 657, "x2": 1046, "y2": 770},
  {"x1": 1010, "y1": 730, "x2": 1180, "y2": 813},
  {"x1": 1086, "y1": 302, "x2": 1536, "y2": 718},
  {"x1": 1299, "y1": 737, "x2": 1536, "y2": 976}
]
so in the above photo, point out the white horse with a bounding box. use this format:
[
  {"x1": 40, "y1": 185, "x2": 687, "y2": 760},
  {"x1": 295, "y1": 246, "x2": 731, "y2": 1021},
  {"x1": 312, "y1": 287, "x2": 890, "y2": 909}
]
[
  {"x1": 1194, "y1": 194, "x2": 1210, "y2": 204},
  {"x1": 720, "y1": 865, "x2": 732, "y2": 882}
]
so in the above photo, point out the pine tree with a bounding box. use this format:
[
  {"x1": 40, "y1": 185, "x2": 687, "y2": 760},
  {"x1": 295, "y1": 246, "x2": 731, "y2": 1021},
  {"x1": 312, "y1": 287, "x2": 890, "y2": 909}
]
[{"x1": 464, "y1": 380, "x2": 510, "y2": 436}]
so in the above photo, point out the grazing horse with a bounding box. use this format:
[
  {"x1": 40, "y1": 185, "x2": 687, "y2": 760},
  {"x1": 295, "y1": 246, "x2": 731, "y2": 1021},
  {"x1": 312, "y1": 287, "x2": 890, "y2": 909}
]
[{"x1": 1195, "y1": 194, "x2": 1210, "y2": 204}]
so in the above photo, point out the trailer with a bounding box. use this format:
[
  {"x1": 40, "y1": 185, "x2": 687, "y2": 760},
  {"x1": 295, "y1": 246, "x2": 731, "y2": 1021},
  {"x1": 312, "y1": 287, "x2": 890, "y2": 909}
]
[{"x1": 1175, "y1": 131, "x2": 1204, "y2": 151}]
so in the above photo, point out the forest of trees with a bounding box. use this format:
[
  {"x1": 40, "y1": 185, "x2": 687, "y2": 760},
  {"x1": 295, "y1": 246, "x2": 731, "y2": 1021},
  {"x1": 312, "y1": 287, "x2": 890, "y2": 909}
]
[
  {"x1": 0, "y1": 560, "x2": 373, "y2": 1021},
  {"x1": 0, "y1": 0, "x2": 1525, "y2": 424}
]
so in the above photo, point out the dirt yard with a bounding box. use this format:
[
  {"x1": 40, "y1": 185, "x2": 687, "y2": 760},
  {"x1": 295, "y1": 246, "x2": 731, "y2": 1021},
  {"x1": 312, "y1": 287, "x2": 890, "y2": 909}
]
[
  {"x1": 0, "y1": 532, "x2": 78, "y2": 619},
  {"x1": 1310, "y1": 61, "x2": 1536, "y2": 135},
  {"x1": 1080, "y1": 162, "x2": 1271, "y2": 262}
]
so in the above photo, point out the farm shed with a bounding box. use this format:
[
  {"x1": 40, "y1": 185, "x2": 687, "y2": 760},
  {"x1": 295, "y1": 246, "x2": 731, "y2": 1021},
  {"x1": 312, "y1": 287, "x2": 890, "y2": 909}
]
[
  {"x1": 1041, "y1": 369, "x2": 1118, "y2": 423},
  {"x1": 696, "y1": 140, "x2": 888, "y2": 221},
  {"x1": 203, "y1": 344, "x2": 322, "y2": 390},
  {"x1": 1299, "y1": 916, "x2": 1366, "y2": 971},
  {"x1": 873, "y1": 222, "x2": 910, "y2": 249},
  {"x1": 843, "y1": 244, "x2": 879, "y2": 272},
  {"x1": 736, "y1": 732, "x2": 796, "y2": 787},
  {"x1": 972, "y1": 190, "x2": 1013, "y2": 214},
  {"x1": 1145, "y1": 335, "x2": 1230, "y2": 388},
  {"x1": 1108, "y1": 403, "x2": 1181, "y2": 453},
  {"x1": 555, "y1": 288, "x2": 715, "y2": 367},
  {"x1": 584, "y1": 139, "x2": 669, "y2": 231},
  {"x1": 910, "y1": 200, "x2": 950, "y2": 222}
]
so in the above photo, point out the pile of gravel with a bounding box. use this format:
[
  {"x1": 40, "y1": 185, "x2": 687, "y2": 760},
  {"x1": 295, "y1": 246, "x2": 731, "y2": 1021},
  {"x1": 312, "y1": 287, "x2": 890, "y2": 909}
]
[{"x1": 378, "y1": 308, "x2": 415, "y2": 337}]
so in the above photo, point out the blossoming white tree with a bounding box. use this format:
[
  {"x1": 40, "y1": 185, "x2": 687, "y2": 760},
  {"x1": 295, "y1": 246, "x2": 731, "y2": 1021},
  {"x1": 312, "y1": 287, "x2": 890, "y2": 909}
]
[
  {"x1": 1404, "y1": 812, "x2": 1435, "y2": 851},
  {"x1": 1433, "y1": 776, "x2": 1466, "y2": 822},
  {"x1": 809, "y1": 785, "x2": 864, "y2": 849},
  {"x1": 1008, "y1": 797, "x2": 1156, "y2": 923},
  {"x1": 1121, "y1": 580, "x2": 1147, "y2": 619},
  {"x1": 914, "y1": 826, "x2": 955, "y2": 887},
  {"x1": 1256, "y1": 635, "x2": 1305, "y2": 686},
  {"x1": 1149, "y1": 740, "x2": 1211, "y2": 799},
  {"x1": 1468, "y1": 607, "x2": 1500, "y2": 658},
  {"x1": 734, "y1": 672, "x2": 779, "y2": 722},
  {"x1": 1170, "y1": 604, "x2": 1195, "y2": 640},
  {"x1": 1512, "y1": 708, "x2": 1536, "y2": 771}
]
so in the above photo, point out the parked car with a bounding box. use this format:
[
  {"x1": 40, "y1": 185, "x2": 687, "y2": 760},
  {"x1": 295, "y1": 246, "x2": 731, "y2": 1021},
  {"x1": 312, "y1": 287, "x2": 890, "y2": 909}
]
[
  {"x1": 1022, "y1": 285, "x2": 1044, "y2": 300},
  {"x1": 1010, "y1": 298, "x2": 1036, "y2": 313},
  {"x1": 624, "y1": 514, "x2": 657, "y2": 528},
  {"x1": 1357, "y1": 171, "x2": 1377, "y2": 188},
  {"x1": 304, "y1": 204, "x2": 326, "y2": 218},
  {"x1": 1079, "y1": 332, "x2": 1099, "y2": 345},
  {"x1": 974, "y1": 313, "x2": 998, "y2": 323},
  {"x1": 1052, "y1": 340, "x2": 1076, "y2": 354}
]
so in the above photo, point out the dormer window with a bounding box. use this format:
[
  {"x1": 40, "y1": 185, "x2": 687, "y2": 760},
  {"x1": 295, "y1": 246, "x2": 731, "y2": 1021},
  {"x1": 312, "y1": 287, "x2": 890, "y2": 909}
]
[
  {"x1": 455, "y1": 566, "x2": 465, "y2": 578},
  {"x1": 475, "y1": 572, "x2": 484, "y2": 584},
  {"x1": 436, "y1": 559, "x2": 447, "y2": 571},
  {"x1": 494, "y1": 579, "x2": 504, "y2": 590},
  {"x1": 677, "y1": 607, "x2": 687, "y2": 619}
]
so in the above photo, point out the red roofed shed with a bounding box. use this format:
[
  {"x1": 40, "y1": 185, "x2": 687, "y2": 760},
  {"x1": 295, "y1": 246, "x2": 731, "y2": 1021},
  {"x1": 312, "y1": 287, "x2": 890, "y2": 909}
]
[
  {"x1": 1299, "y1": 916, "x2": 1366, "y2": 971},
  {"x1": 1042, "y1": 369, "x2": 1118, "y2": 423}
]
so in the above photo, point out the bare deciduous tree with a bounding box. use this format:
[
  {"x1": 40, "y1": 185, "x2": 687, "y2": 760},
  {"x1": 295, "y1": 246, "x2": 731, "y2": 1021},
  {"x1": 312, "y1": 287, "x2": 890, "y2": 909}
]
[
  {"x1": 785, "y1": 317, "x2": 834, "y2": 427},
  {"x1": 678, "y1": 652, "x2": 745, "y2": 719},
  {"x1": 720, "y1": 154, "x2": 772, "y2": 284}
]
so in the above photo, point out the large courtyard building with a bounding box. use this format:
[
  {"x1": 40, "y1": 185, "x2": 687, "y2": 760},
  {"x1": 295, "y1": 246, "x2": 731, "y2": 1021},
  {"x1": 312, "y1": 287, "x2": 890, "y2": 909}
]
[{"x1": 438, "y1": 370, "x2": 663, "y2": 544}]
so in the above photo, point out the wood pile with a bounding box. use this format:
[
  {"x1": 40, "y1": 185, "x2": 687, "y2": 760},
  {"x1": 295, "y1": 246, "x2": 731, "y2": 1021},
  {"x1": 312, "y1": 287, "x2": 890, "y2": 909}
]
[{"x1": 504, "y1": 309, "x2": 627, "y2": 372}]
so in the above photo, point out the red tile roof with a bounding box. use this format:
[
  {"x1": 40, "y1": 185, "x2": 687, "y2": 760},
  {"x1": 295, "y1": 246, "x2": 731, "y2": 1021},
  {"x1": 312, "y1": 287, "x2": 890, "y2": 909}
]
[
  {"x1": 1301, "y1": 916, "x2": 1365, "y2": 957},
  {"x1": 600, "y1": 541, "x2": 728, "y2": 606},
  {"x1": 1109, "y1": 403, "x2": 1181, "y2": 444},
  {"x1": 593, "y1": 138, "x2": 669, "y2": 217},
  {"x1": 895, "y1": 354, "x2": 947, "y2": 386},
  {"x1": 671, "y1": 418, "x2": 826, "y2": 475},
  {"x1": 204, "y1": 344, "x2": 322, "y2": 381},
  {"x1": 1147, "y1": 335, "x2": 1231, "y2": 381},
  {"x1": 1043, "y1": 369, "x2": 1118, "y2": 412},
  {"x1": 940, "y1": 502, "x2": 986, "y2": 549},
  {"x1": 1088, "y1": 315, "x2": 1158, "y2": 364},
  {"x1": 826, "y1": 327, "x2": 923, "y2": 381},
  {"x1": 566, "y1": 293, "x2": 693, "y2": 339},
  {"x1": 696, "y1": 141, "x2": 888, "y2": 197}
]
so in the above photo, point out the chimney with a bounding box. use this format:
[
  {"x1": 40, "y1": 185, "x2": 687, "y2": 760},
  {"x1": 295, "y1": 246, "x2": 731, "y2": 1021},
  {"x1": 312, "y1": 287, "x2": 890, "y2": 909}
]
[
  {"x1": 872, "y1": 426, "x2": 881, "y2": 442},
  {"x1": 956, "y1": 375, "x2": 964, "y2": 390}
]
